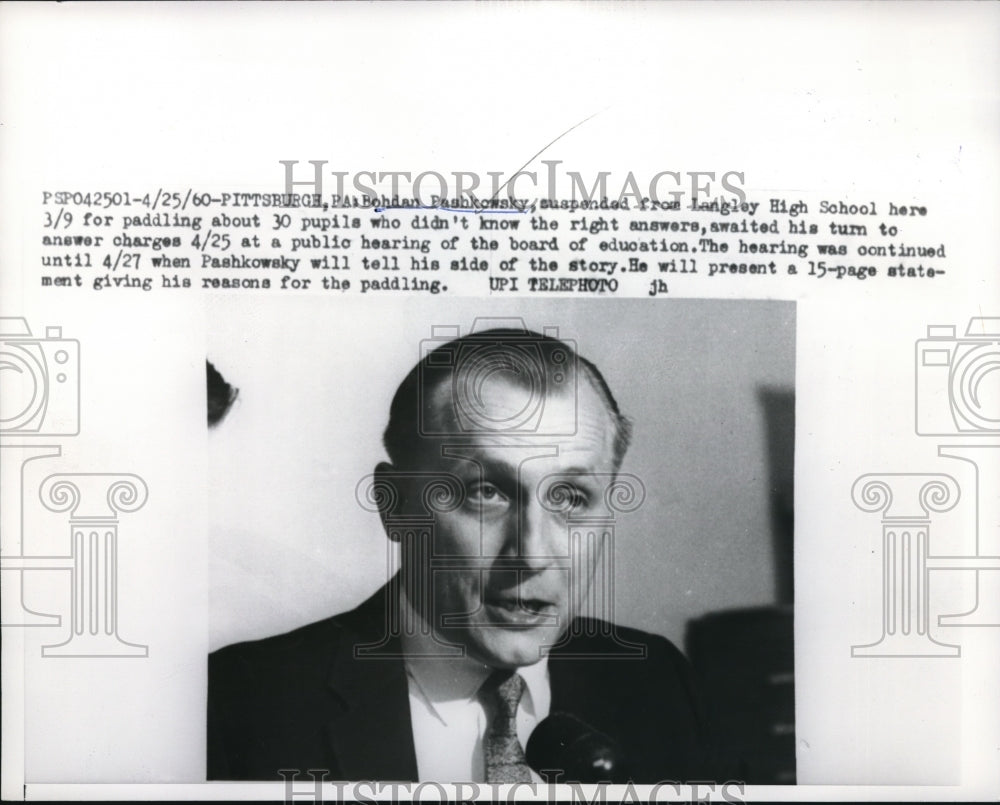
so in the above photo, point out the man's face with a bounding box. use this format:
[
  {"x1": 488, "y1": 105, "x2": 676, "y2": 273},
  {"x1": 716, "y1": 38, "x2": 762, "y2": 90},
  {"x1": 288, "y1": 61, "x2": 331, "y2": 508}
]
[{"x1": 398, "y1": 374, "x2": 619, "y2": 668}]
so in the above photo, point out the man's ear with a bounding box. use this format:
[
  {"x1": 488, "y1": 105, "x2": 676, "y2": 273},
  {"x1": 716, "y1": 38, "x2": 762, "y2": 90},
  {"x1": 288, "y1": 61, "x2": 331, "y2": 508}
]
[{"x1": 373, "y1": 461, "x2": 401, "y2": 541}]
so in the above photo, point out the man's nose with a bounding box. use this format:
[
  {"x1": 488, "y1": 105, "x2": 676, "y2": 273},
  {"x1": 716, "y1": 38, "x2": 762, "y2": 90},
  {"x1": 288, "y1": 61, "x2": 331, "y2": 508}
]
[{"x1": 508, "y1": 498, "x2": 563, "y2": 572}]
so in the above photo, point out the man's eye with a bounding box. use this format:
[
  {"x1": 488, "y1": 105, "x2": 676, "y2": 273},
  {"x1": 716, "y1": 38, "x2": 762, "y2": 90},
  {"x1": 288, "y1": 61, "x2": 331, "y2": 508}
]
[
  {"x1": 468, "y1": 482, "x2": 509, "y2": 505},
  {"x1": 546, "y1": 484, "x2": 591, "y2": 510}
]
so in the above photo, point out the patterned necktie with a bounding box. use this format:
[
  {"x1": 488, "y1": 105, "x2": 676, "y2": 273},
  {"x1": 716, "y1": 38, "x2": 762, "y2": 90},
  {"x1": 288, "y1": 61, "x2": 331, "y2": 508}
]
[{"x1": 479, "y1": 669, "x2": 533, "y2": 783}]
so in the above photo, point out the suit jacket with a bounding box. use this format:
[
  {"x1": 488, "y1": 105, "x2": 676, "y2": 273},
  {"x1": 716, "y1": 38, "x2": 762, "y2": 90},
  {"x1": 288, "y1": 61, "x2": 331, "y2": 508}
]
[{"x1": 208, "y1": 583, "x2": 717, "y2": 782}]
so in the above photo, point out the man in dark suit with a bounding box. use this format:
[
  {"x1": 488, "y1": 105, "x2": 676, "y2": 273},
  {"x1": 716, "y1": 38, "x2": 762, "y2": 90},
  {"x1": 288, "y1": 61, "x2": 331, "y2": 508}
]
[{"x1": 208, "y1": 324, "x2": 716, "y2": 783}]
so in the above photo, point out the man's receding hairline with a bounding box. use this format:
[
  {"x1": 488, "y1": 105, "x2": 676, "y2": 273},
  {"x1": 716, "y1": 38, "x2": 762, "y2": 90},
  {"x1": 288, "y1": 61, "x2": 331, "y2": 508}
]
[
  {"x1": 422, "y1": 363, "x2": 622, "y2": 454},
  {"x1": 383, "y1": 328, "x2": 632, "y2": 469}
]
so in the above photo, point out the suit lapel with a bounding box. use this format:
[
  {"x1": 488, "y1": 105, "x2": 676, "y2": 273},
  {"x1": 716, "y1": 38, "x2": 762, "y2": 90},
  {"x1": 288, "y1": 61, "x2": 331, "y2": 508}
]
[
  {"x1": 547, "y1": 621, "x2": 624, "y2": 731},
  {"x1": 324, "y1": 582, "x2": 419, "y2": 781},
  {"x1": 548, "y1": 627, "x2": 595, "y2": 717}
]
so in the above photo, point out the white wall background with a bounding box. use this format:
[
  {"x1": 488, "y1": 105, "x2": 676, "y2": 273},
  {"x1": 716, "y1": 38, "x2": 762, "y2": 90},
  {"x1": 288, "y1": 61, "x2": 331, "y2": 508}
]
[{"x1": 207, "y1": 297, "x2": 795, "y2": 652}]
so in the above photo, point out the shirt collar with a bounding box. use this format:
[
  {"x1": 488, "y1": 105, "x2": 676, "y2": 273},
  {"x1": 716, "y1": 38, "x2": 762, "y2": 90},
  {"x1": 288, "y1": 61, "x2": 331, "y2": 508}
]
[{"x1": 399, "y1": 586, "x2": 550, "y2": 723}]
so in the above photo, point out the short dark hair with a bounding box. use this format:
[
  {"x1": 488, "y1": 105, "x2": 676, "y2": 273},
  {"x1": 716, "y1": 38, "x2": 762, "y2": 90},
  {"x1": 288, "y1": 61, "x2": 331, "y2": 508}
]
[{"x1": 383, "y1": 328, "x2": 632, "y2": 469}]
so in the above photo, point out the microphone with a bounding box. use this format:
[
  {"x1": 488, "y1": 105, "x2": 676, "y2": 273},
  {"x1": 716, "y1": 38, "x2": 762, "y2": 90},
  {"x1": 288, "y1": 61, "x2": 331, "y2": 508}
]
[{"x1": 525, "y1": 712, "x2": 628, "y2": 783}]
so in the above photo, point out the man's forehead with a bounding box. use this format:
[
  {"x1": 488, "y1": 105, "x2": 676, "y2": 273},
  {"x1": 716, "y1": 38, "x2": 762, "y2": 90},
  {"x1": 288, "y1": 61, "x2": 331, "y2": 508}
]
[{"x1": 424, "y1": 375, "x2": 617, "y2": 460}]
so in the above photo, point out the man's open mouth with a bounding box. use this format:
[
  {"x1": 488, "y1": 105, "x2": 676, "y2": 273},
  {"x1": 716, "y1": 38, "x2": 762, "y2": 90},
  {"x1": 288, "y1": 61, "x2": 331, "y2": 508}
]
[{"x1": 483, "y1": 594, "x2": 558, "y2": 625}]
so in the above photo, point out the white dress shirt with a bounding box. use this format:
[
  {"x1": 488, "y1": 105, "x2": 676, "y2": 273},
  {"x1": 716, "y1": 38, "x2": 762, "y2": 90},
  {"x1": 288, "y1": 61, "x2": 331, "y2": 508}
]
[{"x1": 399, "y1": 592, "x2": 551, "y2": 782}]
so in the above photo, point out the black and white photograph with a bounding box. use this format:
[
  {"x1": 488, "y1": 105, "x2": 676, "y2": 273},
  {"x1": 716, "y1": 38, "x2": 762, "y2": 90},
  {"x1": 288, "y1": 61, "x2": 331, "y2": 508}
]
[
  {"x1": 205, "y1": 298, "x2": 796, "y2": 785},
  {"x1": 1, "y1": 3, "x2": 998, "y2": 802}
]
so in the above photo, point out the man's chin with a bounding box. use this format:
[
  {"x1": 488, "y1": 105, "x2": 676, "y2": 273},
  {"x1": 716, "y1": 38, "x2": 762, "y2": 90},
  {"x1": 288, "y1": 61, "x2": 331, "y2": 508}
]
[{"x1": 462, "y1": 629, "x2": 555, "y2": 669}]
